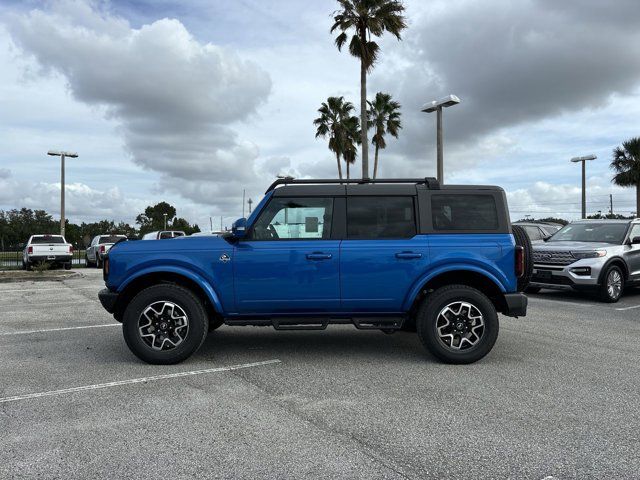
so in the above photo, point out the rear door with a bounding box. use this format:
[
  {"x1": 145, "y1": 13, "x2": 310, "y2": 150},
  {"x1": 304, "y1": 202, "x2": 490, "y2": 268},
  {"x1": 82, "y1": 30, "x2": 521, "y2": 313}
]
[
  {"x1": 340, "y1": 195, "x2": 429, "y2": 313},
  {"x1": 233, "y1": 196, "x2": 340, "y2": 314}
]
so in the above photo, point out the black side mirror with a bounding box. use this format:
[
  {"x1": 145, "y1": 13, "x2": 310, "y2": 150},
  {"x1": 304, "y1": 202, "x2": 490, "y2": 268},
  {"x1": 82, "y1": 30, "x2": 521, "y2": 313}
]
[{"x1": 631, "y1": 236, "x2": 640, "y2": 245}]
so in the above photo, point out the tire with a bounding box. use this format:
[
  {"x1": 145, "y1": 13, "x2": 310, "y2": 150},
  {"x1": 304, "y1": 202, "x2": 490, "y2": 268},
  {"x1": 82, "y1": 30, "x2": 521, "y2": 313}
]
[
  {"x1": 64, "y1": 262, "x2": 71, "y2": 270},
  {"x1": 598, "y1": 265, "x2": 624, "y2": 303},
  {"x1": 25, "y1": 260, "x2": 32, "y2": 271},
  {"x1": 209, "y1": 317, "x2": 224, "y2": 331},
  {"x1": 22, "y1": 260, "x2": 26, "y2": 270},
  {"x1": 524, "y1": 286, "x2": 541, "y2": 294},
  {"x1": 122, "y1": 284, "x2": 208, "y2": 364},
  {"x1": 96, "y1": 256, "x2": 102, "y2": 269},
  {"x1": 85, "y1": 253, "x2": 95, "y2": 268},
  {"x1": 512, "y1": 225, "x2": 533, "y2": 292},
  {"x1": 416, "y1": 285, "x2": 499, "y2": 364}
]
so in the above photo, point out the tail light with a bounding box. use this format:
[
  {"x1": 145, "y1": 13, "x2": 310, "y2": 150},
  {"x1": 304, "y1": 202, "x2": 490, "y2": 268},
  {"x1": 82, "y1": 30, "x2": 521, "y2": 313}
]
[
  {"x1": 103, "y1": 257, "x2": 109, "y2": 280},
  {"x1": 69, "y1": 245, "x2": 74, "y2": 253},
  {"x1": 100, "y1": 245, "x2": 106, "y2": 253},
  {"x1": 515, "y1": 246, "x2": 524, "y2": 277},
  {"x1": 28, "y1": 246, "x2": 33, "y2": 254}
]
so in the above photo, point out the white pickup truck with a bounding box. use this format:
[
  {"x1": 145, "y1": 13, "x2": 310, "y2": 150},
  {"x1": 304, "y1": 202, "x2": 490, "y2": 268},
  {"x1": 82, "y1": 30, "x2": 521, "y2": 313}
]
[{"x1": 22, "y1": 234, "x2": 73, "y2": 270}]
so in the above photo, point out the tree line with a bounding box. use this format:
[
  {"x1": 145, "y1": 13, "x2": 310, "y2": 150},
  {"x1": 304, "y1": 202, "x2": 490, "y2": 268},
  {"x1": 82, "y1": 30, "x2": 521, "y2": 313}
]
[{"x1": 0, "y1": 201, "x2": 199, "y2": 251}]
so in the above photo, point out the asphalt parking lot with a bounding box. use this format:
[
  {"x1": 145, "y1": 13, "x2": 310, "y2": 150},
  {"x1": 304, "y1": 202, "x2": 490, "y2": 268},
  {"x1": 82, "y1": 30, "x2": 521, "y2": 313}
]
[{"x1": 1, "y1": 269, "x2": 639, "y2": 479}]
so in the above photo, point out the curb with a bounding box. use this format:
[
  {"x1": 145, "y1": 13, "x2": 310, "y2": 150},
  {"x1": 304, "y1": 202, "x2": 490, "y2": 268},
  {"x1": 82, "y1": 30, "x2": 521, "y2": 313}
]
[{"x1": 0, "y1": 271, "x2": 84, "y2": 284}]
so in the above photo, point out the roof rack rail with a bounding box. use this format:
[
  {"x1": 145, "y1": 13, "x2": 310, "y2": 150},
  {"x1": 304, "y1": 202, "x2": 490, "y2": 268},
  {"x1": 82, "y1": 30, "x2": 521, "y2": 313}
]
[{"x1": 265, "y1": 177, "x2": 440, "y2": 193}]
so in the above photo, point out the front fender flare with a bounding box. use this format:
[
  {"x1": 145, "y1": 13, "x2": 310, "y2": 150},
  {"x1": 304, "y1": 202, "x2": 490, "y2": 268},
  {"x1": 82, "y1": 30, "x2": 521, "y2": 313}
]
[
  {"x1": 402, "y1": 264, "x2": 507, "y2": 311},
  {"x1": 118, "y1": 265, "x2": 223, "y2": 313}
]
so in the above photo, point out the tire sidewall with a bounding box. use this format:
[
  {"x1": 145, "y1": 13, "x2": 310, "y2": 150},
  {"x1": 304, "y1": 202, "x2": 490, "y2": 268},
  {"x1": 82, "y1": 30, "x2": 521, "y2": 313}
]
[
  {"x1": 123, "y1": 285, "x2": 207, "y2": 364},
  {"x1": 600, "y1": 265, "x2": 624, "y2": 303},
  {"x1": 417, "y1": 286, "x2": 499, "y2": 364}
]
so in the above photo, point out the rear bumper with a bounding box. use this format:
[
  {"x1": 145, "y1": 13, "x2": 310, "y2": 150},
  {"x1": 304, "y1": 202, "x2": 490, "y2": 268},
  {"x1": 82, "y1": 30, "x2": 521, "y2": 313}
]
[
  {"x1": 98, "y1": 288, "x2": 119, "y2": 314},
  {"x1": 27, "y1": 255, "x2": 72, "y2": 263},
  {"x1": 502, "y1": 293, "x2": 527, "y2": 317}
]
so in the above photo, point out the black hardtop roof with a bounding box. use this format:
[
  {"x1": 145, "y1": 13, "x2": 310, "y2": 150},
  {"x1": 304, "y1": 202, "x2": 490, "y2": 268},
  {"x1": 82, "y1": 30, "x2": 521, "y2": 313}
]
[{"x1": 268, "y1": 177, "x2": 504, "y2": 196}]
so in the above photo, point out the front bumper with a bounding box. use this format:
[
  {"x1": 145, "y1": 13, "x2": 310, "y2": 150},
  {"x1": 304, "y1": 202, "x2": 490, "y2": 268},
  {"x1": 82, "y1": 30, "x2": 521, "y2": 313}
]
[
  {"x1": 98, "y1": 288, "x2": 119, "y2": 314},
  {"x1": 530, "y1": 259, "x2": 605, "y2": 290},
  {"x1": 502, "y1": 293, "x2": 527, "y2": 317}
]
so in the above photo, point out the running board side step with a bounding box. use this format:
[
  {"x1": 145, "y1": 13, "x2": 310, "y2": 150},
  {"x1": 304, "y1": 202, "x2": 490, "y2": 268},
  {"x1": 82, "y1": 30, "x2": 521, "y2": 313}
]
[{"x1": 225, "y1": 316, "x2": 405, "y2": 331}]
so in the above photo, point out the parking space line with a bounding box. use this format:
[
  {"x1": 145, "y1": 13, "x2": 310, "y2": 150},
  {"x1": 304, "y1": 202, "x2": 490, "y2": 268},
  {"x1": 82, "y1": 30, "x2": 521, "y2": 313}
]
[
  {"x1": 0, "y1": 286, "x2": 97, "y2": 293},
  {"x1": 0, "y1": 359, "x2": 281, "y2": 404},
  {"x1": 0, "y1": 323, "x2": 120, "y2": 336},
  {"x1": 615, "y1": 304, "x2": 640, "y2": 311}
]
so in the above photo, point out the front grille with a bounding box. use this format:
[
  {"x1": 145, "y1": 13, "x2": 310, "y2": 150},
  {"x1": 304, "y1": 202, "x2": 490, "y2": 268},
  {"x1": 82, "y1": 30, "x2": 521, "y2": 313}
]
[{"x1": 532, "y1": 250, "x2": 576, "y2": 266}]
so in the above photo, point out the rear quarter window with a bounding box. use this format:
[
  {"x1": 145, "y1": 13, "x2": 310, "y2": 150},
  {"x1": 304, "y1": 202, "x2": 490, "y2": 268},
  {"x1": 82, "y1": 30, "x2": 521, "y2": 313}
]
[{"x1": 431, "y1": 194, "x2": 499, "y2": 231}]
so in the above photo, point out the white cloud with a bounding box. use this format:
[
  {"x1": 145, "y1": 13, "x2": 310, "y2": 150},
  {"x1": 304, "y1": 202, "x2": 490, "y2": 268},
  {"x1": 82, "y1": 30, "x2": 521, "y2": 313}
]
[{"x1": 6, "y1": 0, "x2": 272, "y2": 207}]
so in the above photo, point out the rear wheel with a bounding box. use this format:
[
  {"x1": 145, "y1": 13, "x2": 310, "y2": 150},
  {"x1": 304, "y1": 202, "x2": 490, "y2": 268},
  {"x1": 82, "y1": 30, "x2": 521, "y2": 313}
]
[
  {"x1": 122, "y1": 284, "x2": 208, "y2": 364},
  {"x1": 64, "y1": 262, "x2": 71, "y2": 270},
  {"x1": 598, "y1": 265, "x2": 624, "y2": 303},
  {"x1": 85, "y1": 253, "x2": 95, "y2": 267},
  {"x1": 417, "y1": 285, "x2": 499, "y2": 364},
  {"x1": 512, "y1": 225, "x2": 533, "y2": 292},
  {"x1": 96, "y1": 256, "x2": 102, "y2": 269},
  {"x1": 25, "y1": 260, "x2": 32, "y2": 271}
]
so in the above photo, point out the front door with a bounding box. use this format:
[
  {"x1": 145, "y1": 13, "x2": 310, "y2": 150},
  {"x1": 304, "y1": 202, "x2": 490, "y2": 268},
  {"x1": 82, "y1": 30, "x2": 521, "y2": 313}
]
[
  {"x1": 233, "y1": 196, "x2": 340, "y2": 314},
  {"x1": 626, "y1": 224, "x2": 640, "y2": 280},
  {"x1": 340, "y1": 196, "x2": 430, "y2": 312}
]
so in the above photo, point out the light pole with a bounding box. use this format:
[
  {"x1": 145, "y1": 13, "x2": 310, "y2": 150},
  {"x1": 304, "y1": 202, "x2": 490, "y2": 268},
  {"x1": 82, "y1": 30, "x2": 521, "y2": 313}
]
[
  {"x1": 422, "y1": 95, "x2": 460, "y2": 184},
  {"x1": 570, "y1": 154, "x2": 597, "y2": 219},
  {"x1": 163, "y1": 213, "x2": 168, "y2": 230},
  {"x1": 47, "y1": 150, "x2": 78, "y2": 237},
  {"x1": 248, "y1": 198, "x2": 253, "y2": 214}
]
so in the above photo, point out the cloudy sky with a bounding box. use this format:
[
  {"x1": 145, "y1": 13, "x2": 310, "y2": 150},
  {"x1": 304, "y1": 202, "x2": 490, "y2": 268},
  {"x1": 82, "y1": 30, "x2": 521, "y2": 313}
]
[{"x1": 1, "y1": 0, "x2": 639, "y2": 228}]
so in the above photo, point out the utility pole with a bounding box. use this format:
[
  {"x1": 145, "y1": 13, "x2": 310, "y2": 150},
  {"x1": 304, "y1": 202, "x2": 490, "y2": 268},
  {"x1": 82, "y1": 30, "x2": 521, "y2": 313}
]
[
  {"x1": 570, "y1": 154, "x2": 597, "y2": 219},
  {"x1": 47, "y1": 150, "x2": 78, "y2": 237},
  {"x1": 220, "y1": 216, "x2": 223, "y2": 231},
  {"x1": 209, "y1": 216, "x2": 213, "y2": 231},
  {"x1": 242, "y1": 189, "x2": 246, "y2": 218},
  {"x1": 163, "y1": 213, "x2": 168, "y2": 230},
  {"x1": 610, "y1": 194, "x2": 613, "y2": 216},
  {"x1": 421, "y1": 95, "x2": 460, "y2": 184},
  {"x1": 248, "y1": 198, "x2": 253, "y2": 214}
]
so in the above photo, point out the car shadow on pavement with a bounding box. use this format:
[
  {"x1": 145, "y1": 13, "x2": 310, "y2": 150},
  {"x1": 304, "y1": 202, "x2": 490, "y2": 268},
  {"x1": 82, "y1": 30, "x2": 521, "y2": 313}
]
[
  {"x1": 197, "y1": 327, "x2": 433, "y2": 364},
  {"x1": 529, "y1": 285, "x2": 640, "y2": 305}
]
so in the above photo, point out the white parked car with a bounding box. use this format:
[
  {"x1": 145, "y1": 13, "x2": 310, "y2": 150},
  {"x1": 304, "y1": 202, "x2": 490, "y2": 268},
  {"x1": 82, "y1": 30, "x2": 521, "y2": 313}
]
[
  {"x1": 86, "y1": 234, "x2": 127, "y2": 268},
  {"x1": 23, "y1": 234, "x2": 73, "y2": 270},
  {"x1": 141, "y1": 230, "x2": 186, "y2": 240}
]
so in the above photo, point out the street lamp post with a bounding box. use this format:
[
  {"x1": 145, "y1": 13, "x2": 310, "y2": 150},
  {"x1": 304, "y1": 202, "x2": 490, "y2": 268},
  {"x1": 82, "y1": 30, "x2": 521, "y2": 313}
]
[
  {"x1": 163, "y1": 213, "x2": 168, "y2": 230},
  {"x1": 422, "y1": 95, "x2": 460, "y2": 184},
  {"x1": 47, "y1": 150, "x2": 78, "y2": 237},
  {"x1": 570, "y1": 154, "x2": 597, "y2": 219},
  {"x1": 248, "y1": 198, "x2": 253, "y2": 214}
]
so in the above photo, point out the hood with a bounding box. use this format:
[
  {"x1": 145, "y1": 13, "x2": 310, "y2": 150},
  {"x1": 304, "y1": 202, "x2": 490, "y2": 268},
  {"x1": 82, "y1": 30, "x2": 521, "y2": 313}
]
[
  {"x1": 534, "y1": 241, "x2": 615, "y2": 251},
  {"x1": 110, "y1": 234, "x2": 231, "y2": 254}
]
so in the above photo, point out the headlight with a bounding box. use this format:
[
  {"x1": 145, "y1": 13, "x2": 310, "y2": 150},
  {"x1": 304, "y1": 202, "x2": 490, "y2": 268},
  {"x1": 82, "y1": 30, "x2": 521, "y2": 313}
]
[{"x1": 571, "y1": 250, "x2": 606, "y2": 259}]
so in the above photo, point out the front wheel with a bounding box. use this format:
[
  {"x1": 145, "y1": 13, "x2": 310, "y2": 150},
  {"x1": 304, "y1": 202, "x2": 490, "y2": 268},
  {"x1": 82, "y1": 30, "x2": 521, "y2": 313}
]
[
  {"x1": 598, "y1": 266, "x2": 624, "y2": 303},
  {"x1": 122, "y1": 284, "x2": 208, "y2": 364},
  {"x1": 417, "y1": 285, "x2": 499, "y2": 364}
]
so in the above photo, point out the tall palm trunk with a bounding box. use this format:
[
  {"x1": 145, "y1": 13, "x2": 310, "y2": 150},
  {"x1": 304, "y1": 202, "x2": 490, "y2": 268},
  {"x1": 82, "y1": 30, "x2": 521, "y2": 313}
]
[
  {"x1": 346, "y1": 160, "x2": 350, "y2": 179},
  {"x1": 637, "y1": 184, "x2": 640, "y2": 217},
  {"x1": 373, "y1": 144, "x2": 379, "y2": 179},
  {"x1": 360, "y1": 53, "x2": 369, "y2": 180},
  {"x1": 336, "y1": 152, "x2": 343, "y2": 180}
]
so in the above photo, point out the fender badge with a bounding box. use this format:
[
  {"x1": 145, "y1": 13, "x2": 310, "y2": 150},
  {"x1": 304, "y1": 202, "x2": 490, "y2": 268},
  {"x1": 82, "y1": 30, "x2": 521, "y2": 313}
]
[{"x1": 219, "y1": 253, "x2": 231, "y2": 263}]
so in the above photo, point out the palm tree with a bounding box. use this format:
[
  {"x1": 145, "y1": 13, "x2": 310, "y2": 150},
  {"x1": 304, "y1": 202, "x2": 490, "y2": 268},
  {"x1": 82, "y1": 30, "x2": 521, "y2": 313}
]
[
  {"x1": 342, "y1": 115, "x2": 361, "y2": 179},
  {"x1": 314, "y1": 96, "x2": 356, "y2": 179},
  {"x1": 331, "y1": 0, "x2": 406, "y2": 180},
  {"x1": 611, "y1": 137, "x2": 640, "y2": 216},
  {"x1": 367, "y1": 92, "x2": 401, "y2": 179}
]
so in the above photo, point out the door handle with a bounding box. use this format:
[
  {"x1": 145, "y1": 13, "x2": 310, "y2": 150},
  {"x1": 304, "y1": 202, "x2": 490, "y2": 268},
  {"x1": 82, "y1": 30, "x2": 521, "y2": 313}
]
[
  {"x1": 306, "y1": 252, "x2": 332, "y2": 260},
  {"x1": 395, "y1": 252, "x2": 422, "y2": 259}
]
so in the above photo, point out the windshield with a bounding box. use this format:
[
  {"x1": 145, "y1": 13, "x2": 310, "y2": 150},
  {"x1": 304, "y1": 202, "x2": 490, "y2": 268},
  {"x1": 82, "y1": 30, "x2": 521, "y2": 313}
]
[
  {"x1": 31, "y1": 236, "x2": 65, "y2": 244},
  {"x1": 548, "y1": 223, "x2": 628, "y2": 244},
  {"x1": 99, "y1": 235, "x2": 126, "y2": 244}
]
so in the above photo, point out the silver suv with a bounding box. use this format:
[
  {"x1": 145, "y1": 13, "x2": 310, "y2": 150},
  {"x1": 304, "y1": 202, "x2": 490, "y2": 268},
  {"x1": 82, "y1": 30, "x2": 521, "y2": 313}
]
[{"x1": 529, "y1": 219, "x2": 640, "y2": 302}]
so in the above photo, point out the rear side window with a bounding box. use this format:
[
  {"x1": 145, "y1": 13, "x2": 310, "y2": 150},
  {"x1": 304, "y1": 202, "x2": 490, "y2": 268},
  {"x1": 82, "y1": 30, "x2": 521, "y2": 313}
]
[
  {"x1": 347, "y1": 196, "x2": 416, "y2": 239},
  {"x1": 431, "y1": 194, "x2": 498, "y2": 231},
  {"x1": 99, "y1": 235, "x2": 125, "y2": 244},
  {"x1": 523, "y1": 226, "x2": 543, "y2": 240}
]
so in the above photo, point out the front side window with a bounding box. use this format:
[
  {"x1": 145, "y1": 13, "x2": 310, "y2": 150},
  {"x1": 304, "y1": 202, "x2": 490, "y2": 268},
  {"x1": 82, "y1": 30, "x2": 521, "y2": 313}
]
[
  {"x1": 347, "y1": 196, "x2": 416, "y2": 239},
  {"x1": 250, "y1": 197, "x2": 333, "y2": 240},
  {"x1": 431, "y1": 194, "x2": 499, "y2": 231},
  {"x1": 523, "y1": 225, "x2": 543, "y2": 241}
]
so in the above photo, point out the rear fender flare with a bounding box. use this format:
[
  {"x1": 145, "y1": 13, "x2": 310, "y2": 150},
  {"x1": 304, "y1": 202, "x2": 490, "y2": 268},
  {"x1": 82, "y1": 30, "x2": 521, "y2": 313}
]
[{"x1": 403, "y1": 264, "x2": 507, "y2": 311}]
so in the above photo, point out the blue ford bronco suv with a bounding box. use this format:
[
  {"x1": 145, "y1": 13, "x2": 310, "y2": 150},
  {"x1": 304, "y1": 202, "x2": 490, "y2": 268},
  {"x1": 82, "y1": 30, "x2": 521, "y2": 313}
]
[{"x1": 99, "y1": 178, "x2": 530, "y2": 365}]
